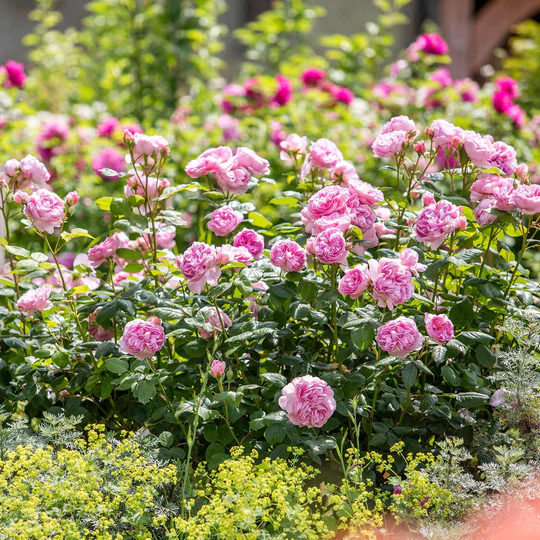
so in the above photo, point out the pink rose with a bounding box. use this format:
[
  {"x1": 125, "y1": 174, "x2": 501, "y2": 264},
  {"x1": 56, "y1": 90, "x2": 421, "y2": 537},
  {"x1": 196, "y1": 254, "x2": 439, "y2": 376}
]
[
  {"x1": 23, "y1": 189, "x2": 65, "y2": 234},
  {"x1": 347, "y1": 195, "x2": 376, "y2": 231},
  {"x1": 216, "y1": 245, "x2": 253, "y2": 266},
  {"x1": 347, "y1": 178, "x2": 384, "y2": 207},
  {"x1": 270, "y1": 240, "x2": 307, "y2": 273},
  {"x1": 331, "y1": 86, "x2": 354, "y2": 105},
  {"x1": 234, "y1": 228, "x2": 265, "y2": 259},
  {"x1": 301, "y1": 67, "x2": 326, "y2": 87},
  {"x1": 233, "y1": 147, "x2": 270, "y2": 175},
  {"x1": 272, "y1": 75, "x2": 293, "y2": 106},
  {"x1": 124, "y1": 175, "x2": 170, "y2": 214},
  {"x1": 377, "y1": 317, "x2": 424, "y2": 358},
  {"x1": 199, "y1": 307, "x2": 232, "y2": 340},
  {"x1": 463, "y1": 131, "x2": 494, "y2": 168},
  {"x1": 177, "y1": 242, "x2": 221, "y2": 293},
  {"x1": 17, "y1": 286, "x2": 52, "y2": 316},
  {"x1": 310, "y1": 139, "x2": 343, "y2": 169},
  {"x1": 488, "y1": 141, "x2": 517, "y2": 176},
  {"x1": 218, "y1": 114, "x2": 242, "y2": 142},
  {"x1": 429, "y1": 119, "x2": 462, "y2": 150},
  {"x1": 338, "y1": 264, "x2": 370, "y2": 299},
  {"x1": 65, "y1": 191, "x2": 79, "y2": 206},
  {"x1": 88, "y1": 308, "x2": 115, "y2": 341},
  {"x1": 13, "y1": 190, "x2": 28, "y2": 205},
  {"x1": 88, "y1": 235, "x2": 121, "y2": 269},
  {"x1": 210, "y1": 359, "x2": 226, "y2": 378},
  {"x1": 213, "y1": 163, "x2": 252, "y2": 194},
  {"x1": 97, "y1": 117, "x2": 119, "y2": 138},
  {"x1": 372, "y1": 130, "x2": 407, "y2": 158},
  {"x1": 368, "y1": 258, "x2": 414, "y2": 309},
  {"x1": 424, "y1": 313, "x2": 454, "y2": 344},
  {"x1": 119, "y1": 317, "x2": 165, "y2": 360},
  {"x1": 132, "y1": 133, "x2": 170, "y2": 165},
  {"x1": 399, "y1": 248, "x2": 426, "y2": 276},
  {"x1": 311, "y1": 227, "x2": 348, "y2": 266},
  {"x1": 330, "y1": 160, "x2": 359, "y2": 184},
  {"x1": 309, "y1": 212, "x2": 351, "y2": 236},
  {"x1": 513, "y1": 184, "x2": 540, "y2": 215},
  {"x1": 208, "y1": 206, "x2": 244, "y2": 236},
  {"x1": 419, "y1": 33, "x2": 448, "y2": 55},
  {"x1": 185, "y1": 146, "x2": 233, "y2": 178},
  {"x1": 301, "y1": 186, "x2": 349, "y2": 233},
  {"x1": 37, "y1": 119, "x2": 69, "y2": 162},
  {"x1": 280, "y1": 133, "x2": 308, "y2": 156},
  {"x1": 473, "y1": 197, "x2": 498, "y2": 226},
  {"x1": 413, "y1": 200, "x2": 467, "y2": 250},
  {"x1": 92, "y1": 147, "x2": 125, "y2": 179},
  {"x1": 143, "y1": 222, "x2": 176, "y2": 249},
  {"x1": 278, "y1": 375, "x2": 336, "y2": 428},
  {"x1": 18, "y1": 154, "x2": 50, "y2": 190},
  {"x1": 495, "y1": 76, "x2": 520, "y2": 100},
  {"x1": 4, "y1": 60, "x2": 26, "y2": 88},
  {"x1": 382, "y1": 115, "x2": 416, "y2": 135}
]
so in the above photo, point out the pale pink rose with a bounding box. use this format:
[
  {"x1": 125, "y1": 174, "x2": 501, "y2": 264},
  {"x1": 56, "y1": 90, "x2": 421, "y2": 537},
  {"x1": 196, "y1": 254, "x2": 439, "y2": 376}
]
[
  {"x1": 13, "y1": 190, "x2": 28, "y2": 204},
  {"x1": 270, "y1": 240, "x2": 307, "y2": 272},
  {"x1": 310, "y1": 212, "x2": 351, "y2": 235},
  {"x1": 473, "y1": 197, "x2": 498, "y2": 226},
  {"x1": 311, "y1": 227, "x2": 348, "y2": 266},
  {"x1": 280, "y1": 134, "x2": 308, "y2": 155},
  {"x1": 88, "y1": 235, "x2": 121, "y2": 268},
  {"x1": 309, "y1": 139, "x2": 343, "y2": 169},
  {"x1": 17, "y1": 154, "x2": 51, "y2": 190},
  {"x1": 347, "y1": 178, "x2": 384, "y2": 207},
  {"x1": 132, "y1": 133, "x2": 170, "y2": 165},
  {"x1": 463, "y1": 131, "x2": 494, "y2": 168},
  {"x1": 347, "y1": 194, "x2": 376, "y2": 231},
  {"x1": 233, "y1": 147, "x2": 269, "y2": 175},
  {"x1": 65, "y1": 191, "x2": 79, "y2": 206},
  {"x1": 278, "y1": 375, "x2": 336, "y2": 428},
  {"x1": 382, "y1": 115, "x2": 416, "y2": 135},
  {"x1": 304, "y1": 185, "x2": 350, "y2": 221},
  {"x1": 399, "y1": 248, "x2": 426, "y2": 276},
  {"x1": 185, "y1": 146, "x2": 233, "y2": 178},
  {"x1": 208, "y1": 206, "x2": 244, "y2": 236},
  {"x1": 488, "y1": 141, "x2": 517, "y2": 176},
  {"x1": 424, "y1": 313, "x2": 454, "y2": 344},
  {"x1": 199, "y1": 307, "x2": 232, "y2": 339},
  {"x1": 217, "y1": 114, "x2": 241, "y2": 142},
  {"x1": 124, "y1": 175, "x2": 170, "y2": 215},
  {"x1": 119, "y1": 317, "x2": 165, "y2": 360},
  {"x1": 23, "y1": 189, "x2": 65, "y2": 234},
  {"x1": 372, "y1": 130, "x2": 407, "y2": 158},
  {"x1": 141, "y1": 223, "x2": 176, "y2": 250},
  {"x1": 88, "y1": 308, "x2": 115, "y2": 341},
  {"x1": 233, "y1": 228, "x2": 265, "y2": 259},
  {"x1": 213, "y1": 163, "x2": 252, "y2": 194},
  {"x1": 490, "y1": 388, "x2": 509, "y2": 408},
  {"x1": 210, "y1": 359, "x2": 226, "y2": 378},
  {"x1": 513, "y1": 184, "x2": 540, "y2": 215},
  {"x1": 330, "y1": 160, "x2": 359, "y2": 183},
  {"x1": 377, "y1": 316, "x2": 423, "y2": 358},
  {"x1": 177, "y1": 242, "x2": 221, "y2": 293},
  {"x1": 338, "y1": 264, "x2": 370, "y2": 299},
  {"x1": 429, "y1": 120, "x2": 461, "y2": 150},
  {"x1": 17, "y1": 286, "x2": 52, "y2": 315},
  {"x1": 368, "y1": 258, "x2": 414, "y2": 309},
  {"x1": 216, "y1": 245, "x2": 253, "y2": 266},
  {"x1": 470, "y1": 174, "x2": 504, "y2": 203},
  {"x1": 413, "y1": 200, "x2": 467, "y2": 249}
]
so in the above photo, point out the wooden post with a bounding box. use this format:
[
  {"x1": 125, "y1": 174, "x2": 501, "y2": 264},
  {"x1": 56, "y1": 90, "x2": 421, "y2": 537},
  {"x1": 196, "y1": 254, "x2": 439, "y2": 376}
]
[{"x1": 440, "y1": 0, "x2": 473, "y2": 78}]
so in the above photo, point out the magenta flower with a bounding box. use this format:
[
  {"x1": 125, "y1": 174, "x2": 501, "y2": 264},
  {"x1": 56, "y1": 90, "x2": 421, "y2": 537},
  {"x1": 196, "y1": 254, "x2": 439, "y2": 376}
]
[
  {"x1": 272, "y1": 75, "x2": 293, "y2": 106},
  {"x1": 23, "y1": 189, "x2": 65, "y2": 234},
  {"x1": 270, "y1": 240, "x2": 307, "y2": 273},
  {"x1": 331, "y1": 86, "x2": 354, "y2": 105},
  {"x1": 338, "y1": 264, "x2": 370, "y2": 300},
  {"x1": 377, "y1": 317, "x2": 424, "y2": 358},
  {"x1": 210, "y1": 359, "x2": 226, "y2": 378},
  {"x1": 17, "y1": 286, "x2": 52, "y2": 316},
  {"x1": 119, "y1": 317, "x2": 165, "y2": 360},
  {"x1": 208, "y1": 206, "x2": 244, "y2": 236},
  {"x1": 368, "y1": 258, "x2": 414, "y2": 310},
  {"x1": 4, "y1": 60, "x2": 26, "y2": 88},
  {"x1": 425, "y1": 313, "x2": 454, "y2": 344},
  {"x1": 418, "y1": 33, "x2": 448, "y2": 55},
  {"x1": 97, "y1": 117, "x2": 119, "y2": 138},
  {"x1": 300, "y1": 67, "x2": 326, "y2": 87},
  {"x1": 37, "y1": 119, "x2": 69, "y2": 162},
  {"x1": 92, "y1": 147, "x2": 125, "y2": 179},
  {"x1": 233, "y1": 228, "x2": 265, "y2": 259},
  {"x1": 279, "y1": 375, "x2": 336, "y2": 428},
  {"x1": 177, "y1": 242, "x2": 221, "y2": 293}
]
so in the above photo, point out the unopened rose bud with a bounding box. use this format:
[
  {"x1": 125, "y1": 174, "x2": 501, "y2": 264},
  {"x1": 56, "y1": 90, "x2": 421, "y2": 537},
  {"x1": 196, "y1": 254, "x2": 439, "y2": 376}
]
[
  {"x1": 425, "y1": 127, "x2": 434, "y2": 138},
  {"x1": 65, "y1": 191, "x2": 79, "y2": 206},
  {"x1": 13, "y1": 190, "x2": 28, "y2": 204},
  {"x1": 414, "y1": 141, "x2": 426, "y2": 154},
  {"x1": 515, "y1": 163, "x2": 528, "y2": 178},
  {"x1": 123, "y1": 128, "x2": 134, "y2": 145}
]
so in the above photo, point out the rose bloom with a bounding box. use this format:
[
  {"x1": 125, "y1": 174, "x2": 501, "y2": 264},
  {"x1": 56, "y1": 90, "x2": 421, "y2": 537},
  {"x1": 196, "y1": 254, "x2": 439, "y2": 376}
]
[
  {"x1": 425, "y1": 313, "x2": 454, "y2": 344},
  {"x1": 413, "y1": 200, "x2": 467, "y2": 250},
  {"x1": 216, "y1": 245, "x2": 253, "y2": 266},
  {"x1": 124, "y1": 175, "x2": 170, "y2": 214},
  {"x1": 23, "y1": 189, "x2": 65, "y2": 234},
  {"x1": 300, "y1": 67, "x2": 326, "y2": 87},
  {"x1": 272, "y1": 75, "x2": 293, "y2": 106},
  {"x1": 234, "y1": 228, "x2": 265, "y2": 259},
  {"x1": 270, "y1": 240, "x2": 307, "y2": 273},
  {"x1": 213, "y1": 162, "x2": 252, "y2": 194},
  {"x1": 142, "y1": 222, "x2": 176, "y2": 249},
  {"x1": 185, "y1": 146, "x2": 233, "y2": 178},
  {"x1": 368, "y1": 258, "x2": 414, "y2": 310},
  {"x1": 37, "y1": 119, "x2": 69, "y2": 162},
  {"x1": 372, "y1": 130, "x2": 407, "y2": 158},
  {"x1": 330, "y1": 160, "x2": 359, "y2": 184},
  {"x1": 495, "y1": 76, "x2": 520, "y2": 100},
  {"x1": 208, "y1": 206, "x2": 244, "y2": 236},
  {"x1": 463, "y1": 131, "x2": 494, "y2": 168},
  {"x1": 310, "y1": 139, "x2": 343, "y2": 169},
  {"x1": 347, "y1": 194, "x2": 376, "y2": 231},
  {"x1": 97, "y1": 116, "x2": 119, "y2": 138},
  {"x1": 417, "y1": 33, "x2": 449, "y2": 55},
  {"x1": 338, "y1": 264, "x2": 370, "y2": 300},
  {"x1": 210, "y1": 359, "x2": 226, "y2": 378},
  {"x1": 382, "y1": 115, "x2": 416, "y2": 135},
  {"x1": 119, "y1": 317, "x2": 165, "y2": 360},
  {"x1": 278, "y1": 375, "x2": 336, "y2": 428},
  {"x1": 92, "y1": 147, "x2": 125, "y2": 179},
  {"x1": 429, "y1": 119, "x2": 462, "y2": 150},
  {"x1": 473, "y1": 197, "x2": 498, "y2": 226},
  {"x1": 4, "y1": 60, "x2": 27, "y2": 88},
  {"x1": 88, "y1": 235, "x2": 121, "y2": 269},
  {"x1": 347, "y1": 178, "x2": 384, "y2": 207},
  {"x1": 399, "y1": 248, "x2": 427, "y2": 276},
  {"x1": 177, "y1": 242, "x2": 221, "y2": 293},
  {"x1": 488, "y1": 141, "x2": 518, "y2": 176},
  {"x1": 233, "y1": 147, "x2": 270, "y2": 175},
  {"x1": 513, "y1": 184, "x2": 540, "y2": 215},
  {"x1": 17, "y1": 286, "x2": 52, "y2": 316},
  {"x1": 199, "y1": 307, "x2": 232, "y2": 340},
  {"x1": 19, "y1": 154, "x2": 50, "y2": 190},
  {"x1": 377, "y1": 317, "x2": 424, "y2": 358},
  {"x1": 311, "y1": 227, "x2": 348, "y2": 266},
  {"x1": 132, "y1": 133, "x2": 170, "y2": 163},
  {"x1": 301, "y1": 186, "x2": 349, "y2": 232},
  {"x1": 88, "y1": 308, "x2": 115, "y2": 341},
  {"x1": 280, "y1": 133, "x2": 308, "y2": 155},
  {"x1": 331, "y1": 86, "x2": 355, "y2": 105},
  {"x1": 310, "y1": 212, "x2": 351, "y2": 236}
]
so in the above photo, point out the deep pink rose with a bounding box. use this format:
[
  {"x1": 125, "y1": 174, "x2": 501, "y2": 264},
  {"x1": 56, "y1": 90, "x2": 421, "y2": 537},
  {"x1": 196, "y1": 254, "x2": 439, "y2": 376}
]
[
  {"x1": 88, "y1": 235, "x2": 121, "y2": 269},
  {"x1": 382, "y1": 116, "x2": 416, "y2": 135},
  {"x1": 211, "y1": 359, "x2": 226, "y2": 378},
  {"x1": 37, "y1": 119, "x2": 69, "y2": 162},
  {"x1": 177, "y1": 242, "x2": 221, "y2": 293},
  {"x1": 311, "y1": 227, "x2": 348, "y2": 266},
  {"x1": 97, "y1": 117, "x2": 119, "y2": 138},
  {"x1": 234, "y1": 229, "x2": 265, "y2": 259},
  {"x1": 119, "y1": 317, "x2": 165, "y2": 360},
  {"x1": 372, "y1": 130, "x2": 407, "y2": 158},
  {"x1": 300, "y1": 68, "x2": 326, "y2": 87},
  {"x1": 272, "y1": 75, "x2": 293, "y2": 106},
  {"x1": 377, "y1": 317, "x2": 424, "y2": 358},
  {"x1": 347, "y1": 178, "x2": 384, "y2": 207},
  {"x1": 24, "y1": 189, "x2": 65, "y2": 234},
  {"x1": 413, "y1": 200, "x2": 467, "y2": 250},
  {"x1": 208, "y1": 206, "x2": 244, "y2": 236},
  {"x1": 92, "y1": 147, "x2": 125, "y2": 179},
  {"x1": 493, "y1": 90, "x2": 513, "y2": 114},
  {"x1": 4, "y1": 60, "x2": 26, "y2": 88},
  {"x1": 513, "y1": 184, "x2": 540, "y2": 215},
  {"x1": 88, "y1": 308, "x2": 115, "y2": 341},
  {"x1": 331, "y1": 86, "x2": 354, "y2": 105},
  {"x1": 199, "y1": 307, "x2": 232, "y2": 340},
  {"x1": 495, "y1": 76, "x2": 520, "y2": 100},
  {"x1": 418, "y1": 33, "x2": 448, "y2": 55},
  {"x1": 425, "y1": 313, "x2": 454, "y2": 344},
  {"x1": 270, "y1": 240, "x2": 306, "y2": 273},
  {"x1": 310, "y1": 139, "x2": 343, "y2": 169},
  {"x1": 338, "y1": 264, "x2": 370, "y2": 300},
  {"x1": 17, "y1": 286, "x2": 52, "y2": 316},
  {"x1": 368, "y1": 258, "x2": 414, "y2": 309},
  {"x1": 278, "y1": 375, "x2": 336, "y2": 428}
]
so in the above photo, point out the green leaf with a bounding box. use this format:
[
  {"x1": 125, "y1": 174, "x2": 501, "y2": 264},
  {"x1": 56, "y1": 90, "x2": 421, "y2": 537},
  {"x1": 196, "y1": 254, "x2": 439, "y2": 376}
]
[
  {"x1": 265, "y1": 423, "x2": 286, "y2": 445},
  {"x1": 95, "y1": 197, "x2": 113, "y2": 211},
  {"x1": 261, "y1": 372, "x2": 287, "y2": 387},
  {"x1": 476, "y1": 345, "x2": 496, "y2": 368},
  {"x1": 116, "y1": 248, "x2": 142, "y2": 261},
  {"x1": 95, "y1": 341, "x2": 117, "y2": 359},
  {"x1": 455, "y1": 392, "x2": 489, "y2": 408},
  {"x1": 270, "y1": 196, "x2": 301, "y2": 207},
  {"x1": 459, "y1": 332, "x2": 495, "y2": 344},
  {"x1": 61, "y1": 228, "x2": 93, "y2": 243},
  {"x1": 5, "y1": 245, "x2": 30, "y2": 257},
  {"x1": 133, "y1": 380, "x2": 156, "y2": 404},
  {"x1": 402, "y1": 363, "x2": 418, "y2": 389},
  {"x1": 432, "y1": 345, "x2": 447, "y2": 364},
  {"x1": 248, "y1": 211, "x2": 272, "y2": 228},
  {"x1": 123, "y1": 262, "x2": 144, "y2": 273},
  {"x1": 105, "y1": 357, "x2": 129, "y2": 374},
  {"x1": 110, "y1": 198, "x2": 133, "y2": 217},
  {"x1": 159, "y1": 431, "x2": 174, "y2": 448},
  {"x1": 96, "y1": 302, "x2": 118, "y2": 325},
  {"x1": 369, "y1": 433, "x2": 387, "y2": 447},
  {"x1": 449, "y1": 298, "x2": 474, "y2": 328},
  {"x1": 442, "y1": 366, "x2": 460, "y2": 386},
  {"x1": 352, "y1": 323, "x2": 375, "y2": 352},
  {"x1": 16, "y1": 260, "x2": 38, "y2": 272},
  {"x1": 420, "y1": 394, "x2": 438, "y2": 411}
]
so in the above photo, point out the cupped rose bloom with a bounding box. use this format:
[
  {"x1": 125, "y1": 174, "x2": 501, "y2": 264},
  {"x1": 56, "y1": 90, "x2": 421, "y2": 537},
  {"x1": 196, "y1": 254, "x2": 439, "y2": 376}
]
[
  {"x1": 377, "y1": 317, "x2": 424, "y2": 358},
  {"x1": 97, "y1": 116, "x2": 119, "y2": 138},
  {"x1": 88, "y1": 308, "x2": 115, "y2": 341},
  {"x1": 338, "y1": 264, "x2": 370, "y2": 300},
  {"x1": 310, "y1": 212, "x2": 351, "y2": 236},
  {"x1": 199, "y1": 307, "x2": 232, "y2": 339},
  {"x1": 233, "y1": 228, "x2": 265, "y2": 259},
  {"x1": 368, "y1": 258, "x2": 414, "y2": 310},
  {"x1": 399, "y1": 248, "x2": 427, "y2": 276},
  {"x1": 470, "y1": 174, "x2": 506, "y2": 203},
  {"x1": 19, "y1": 154, "x2": 50, "y2": 190},
  {"x1": 87, "y1": 235, "x2": 121, "y2": 268},
  {"x1": 177, "y1": 242, "x2": 221, "y2": 293},
  {"x1": 429, "y1": 119, "x2": 461, "y2": 150},
  {"x1": 473, "y1": 197, "x2": 498, "y2": 226},
  {"x1": 347, "y1": 178, "x2": 384, "y2": 207},
  {"x1": 488, "y1": 141, "x2": 517, "y2": 176},
  {"x1": 330, "y1": 160, "x2": 359, "y2": 184},
  {"x1": 4, "y1": 60, "x2": 26, "y2": 88},
  {"x1": 463, "y1": 131, "x2": 494, "y2": 168},
  {"x1": 216, "y1": 245, "x2": 253, "y2": 266},
  {"x1": 310, "y1": 227, "x2": 348, "y2": 267},
  {"x1": 92, "y1": 147, "x2": 125, "y2": 179},
  {"x1": 280, "y1": 133, "x2": 308, "y2": 155},
  {"x1": 347, "y1": 195, "x2": 376, "y2": 231},
  {"x1": 16, "y1": 286, "x2": 52, "y2": 316},
  {"x1": 213, "y1": 163, "x2": 252, "y2": 194},
  {"x1": 301, "y1": 67, "x2": 326, "y2": 87},
  {"x1": 234, "y1": 147, "x2": 270, "y2": 175},
  {"x1": 372, "y1": 130, "x2": 408, "y2": 158},
  {"x1": 382, "y1": 115, "x2": 416, "y2": 135},
  {"x1": 132, "y1": 133, "x2": 170, "y2": 164},
  {"x1": 513, "y1": 184, "x2": 540, "y2": 215},
  {"x1": 23, "y1": 189, "x2": 65, "y2": 234},
  {"x1": 424, "y1": 313, "x2": 454, "y2": 344},
  {"x1": 208, "y1": 206, "x2": 244, "y2": 236},
  {"x1": 302, "y1": 186, "x2": 349, "y2": 231},
  {"x1": 493, "y1": 90, "x2": 513, "y2": 114},
  {"x1": 278, "y1": 375, "x2": 336, "y2": 428},
  {"x1": 270, "y1": 240, "x2": 307, "y2": 273},
  {"x1": 119, "y1": 317, "x2": 165, "y2": 360},
  {"x1": 185, "y1": 146, "x2": 233, "y2": 178},
  {"x1": 413, "y1": 200, "x2": 467, "y2": 250},
  {"x1": 310, "y1": 139, "x2": 343, "y2": 169},
  {"x1": 418, "y1": 33, "x2": 448, "y2": 55},
  {"x1": 210, "y1": 359, "x2": 226, "y2": 378}
]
